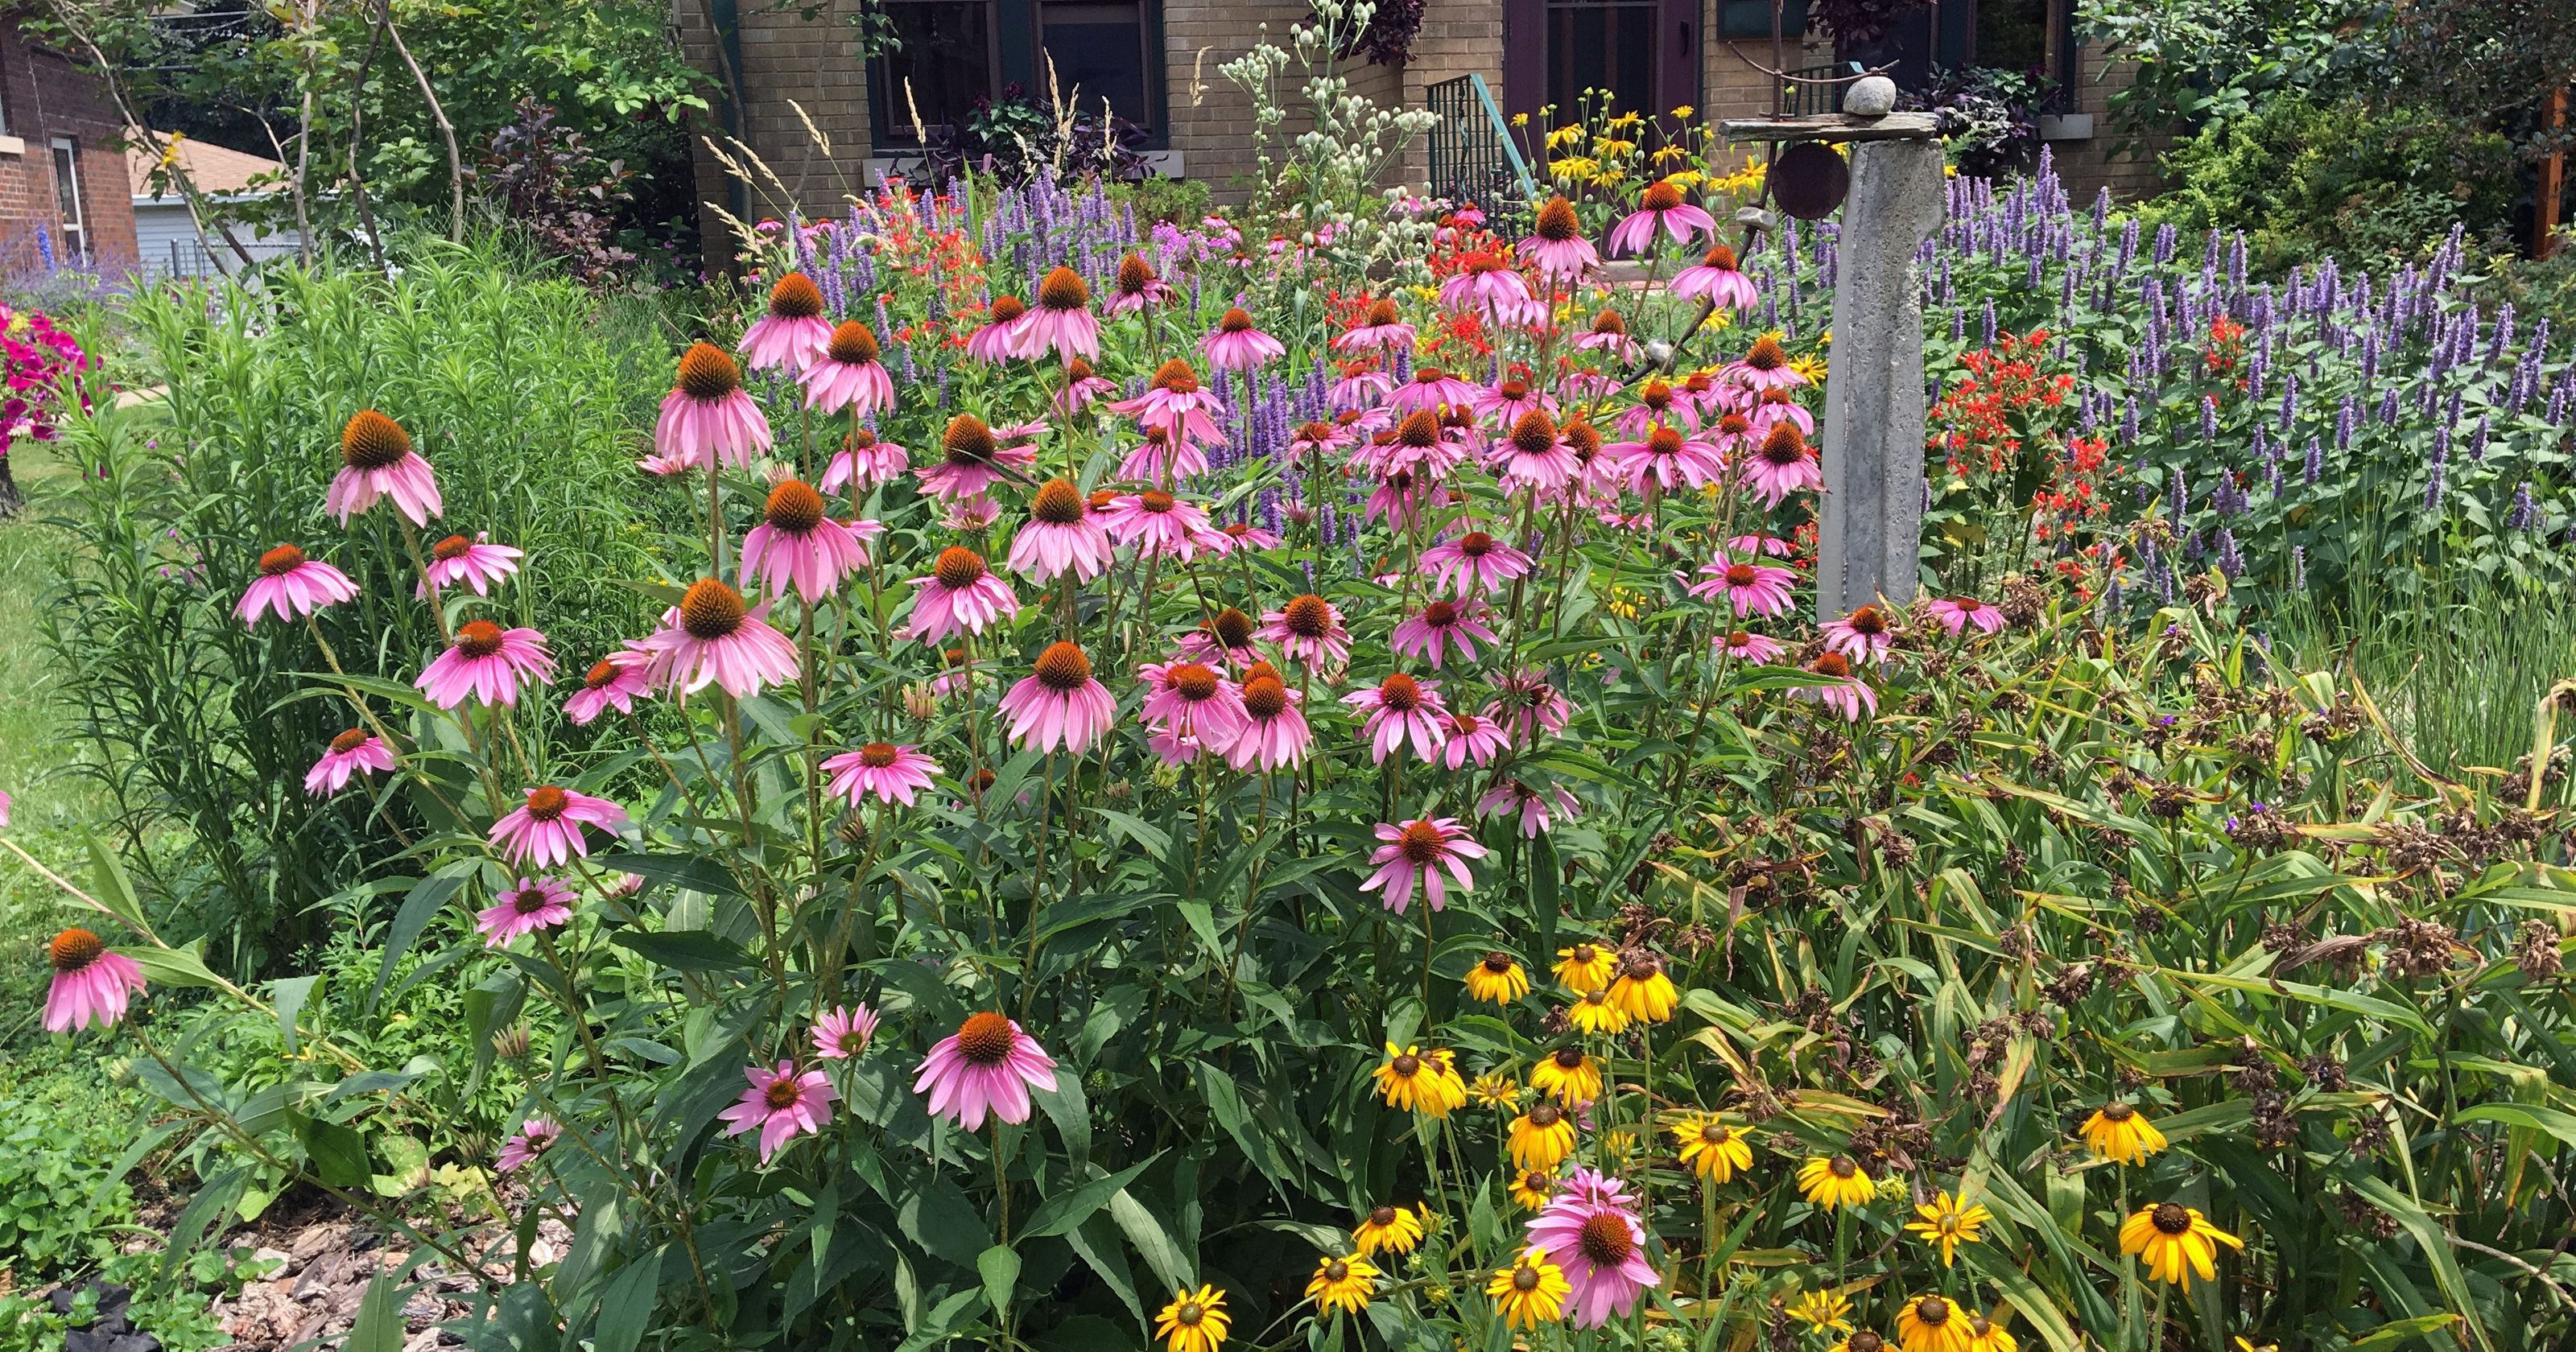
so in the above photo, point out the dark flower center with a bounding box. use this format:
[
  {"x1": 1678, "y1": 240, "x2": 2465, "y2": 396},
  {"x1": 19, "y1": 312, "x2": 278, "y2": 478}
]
[
  {"x1": 1369, "y1": 1206, "x2": 1397, "y2": 1226},
  {"x1": 1219, "y1": 307, "x2": 1256, "y2": 334},
  {"x1": 1509, "y1": 410, "x2": 1560, "y2": 455},
  {"x1": 1031, "y1": 479, "x2": 1086, "y2": 525},
  {"x1": 1641, "y1": 179, "x2": 1684, "y2": 212},
  {"x1": 1169, "y1": 663, "x2": 1220, "y2": 702},
  {"x1": 1534, "y1": 196, "x2": 1580, "y2": 241},
  {"x1": 341, "y1": 410, "x2": 413, "y2": 469},
  {"x1": 1641, "y1": 380, "x2": 1674, "y2": 411},
  {"x1": 956, "y1": 1011, "x2": 1017, "y2": 1065},
  {"x1": 828, "y1": 321, "x2": 880, "y2": 365},
  {"x1": 1648, "y1": 426, "x2": 1684, "y2": 456},
  {"x1": 1701, "y1": 244, "x2": 1739, "y2": 270},
  {"x1": 1117, "y1": 253, "x2": 1154, "y2": 294},
  {"x1": 258, "y1": 543, "x2": 308, "y2": 576},
  {"x1": 1396, "y1": 410, "x2": 1443, "y2": 448},
  {"x1": 1811, "y1": 652, "x2": 1854, "y2": 679},
  {"x1": 676, "y1": 344, "x2": 741, "y2": 400},
  {"x1": 584, "y1": 659, "x2": 621, "y2": 690},
  {"x1": 2152, "y1": 1203, "x2": 2192, "y2": 1235},
  {"x1": 1399, "y1": 821, "x2": 1447, "y2": 864},
  {"x1": 1724, "y1": 563, "x2": 1760, "y2": 587},
  {"x1": 1174, "y1": 1304, "x2": 1204, "y2": 1326},
  {"x1": 431, "y1": 534, "x2": 473, "y2": 562},
  {"x1": 1391, "y1": 1053, "x2": 1422, "y2": 1077},
  {"x1": 1139, "y1": 490, "x2": 1176, "y2": 514},
  {"x1": 2102, "y1": 1101, "x2": 2134, "y2": 1122},
  {"x1": 50, "y1": 927, "x2": 104, "y2": 972},
  {"x1": 1038, "y1": 266, "x2": 1090, "y2": 311},
  {"x1": 1760, "y1": 424, "x2": 1808, "y2": 466},
  {"x1": 766, "y1": 480, "x2": 826, "y2": 534},
  {"x1": 681, "y1": 579, "x2": 747, "y2": 640},
  {"x1": 1377, "y1": 673, "x2": 1422, "y2": 711},
  {"x1": 1414, "y1": 366, "x2": 1449, "y2": 385},
  {"x1": 1719, "y1": 413, "x2": 1751, "y2": 436},
  {"x1": 1916, "y1": 1298, "x2": 1951, "y2": 1325},
  {"x1": 1850, "y1": 1334, "x2": 1885, "y2": 1352},
  {"x1": 1563, "y1": 421, "x2": 1602, "y2": 459},
  {"x1": 525, "y1": 785, "x2": 570, "y2": 821},
  {"x1": 1459, "y1": 533, "x2": 1496, "y2": 559},
  {"x1": 943, "y1": 415, "x2": 998, "y2": 467},
  {"x1": 1954, "y1": 596, "x2": 1982, "y2": 612},
  {"x1": 987, "y1": 295, "x2": 1026, "y2": 324},
  {"x1": 1829, "y1": 1155, "x2": 1859, "y2": 1178},
  {"x1": 1151, "y1": 359, "x2": 1199, "y2": 394},
  {"x1": 1064, "y1": 358, "x2": 1094, "y2": 383},
  {"x1": 1702, "y1": 1122, "x2": 1732, "y2": 1144},
  {"x1": 1591, "y1": 310, "x2": 1626, "y2": 336},
  {"x1": 1364, "y1": 299, "x2": 1401, "y2": 327},
  {"x1": 1208, "y1": 607, "x2": 1254, "y2": 649},
  {"x1": 1571, "y1": 944, "x2": 1597, "y2": 963},
  {"x1": 1422, "y1": 600, "x2": 1458, "y2": 628},
  {"x1": 1325, "y1": 1259, "x2": 1348, "y2": 1282},
  {"x1": 1483, "y1": 951, "x2": 1515, "y2": 973},
  {"x1": 1727, "y1": 630, "x2": 1752, "y2": 647},
  {"x1": 768, "y1": 273, "x2": 824, "y2": 319},
  {"x1": 1621, "y1": 952, "x2": 1661, "y2": 980},
  {"x1": 1848, "y1": 606, "x2": 1888, "y2": 635},
  {"x1": 1745, "y1": 336, "x2": 1788, "y2": 371},
  {"x1": 512, "y1": 887, "x2": 554, "y2": 916},
  {"x1": 764, "y1": 1076, "x2": 804, "y2": 1110},
  {"x1": 1034, "y1": 641, "x2": 1093, "y2": 692},
  {"x1": 858, "y1": 742, "x2": 900, "y2": 769},
  {"x1": 329, "y1": 728, "x2": 373, "y2": 754},
  {"x1": 456, "y1": 620, "x2": 506, "y2": 658},
  {"x1": 1529, "y1": 1101, "x2": 1562, "y2": 1127},
  {"x1": 1514, "y1": 1264, "x2": 1542, "y2": 1292},
  {"x1": 848, "y1": 427, "x2": 879, "y2": 450},
  {"x1": 1241, "y1": 677, "x2": 1289, "y2": 719},
  {"x1": 1283, "y1": 595, "x2": 1334, "y2": 637},
  {"x1": 933, "y1": 546, "x2": 988, "y2": 590},
  {"x1": 1578, "y1": 1212, "x2": 1635, "y2": 1264},
  {"x1": 1553, "y1": 1048, "x2": 1585, "y2": 1069}
]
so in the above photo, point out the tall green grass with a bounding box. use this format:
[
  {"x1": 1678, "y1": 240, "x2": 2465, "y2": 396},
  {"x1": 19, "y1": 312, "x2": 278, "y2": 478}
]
[{"x1": 40, "y1": 239, "x2": 691, "y2": 975}]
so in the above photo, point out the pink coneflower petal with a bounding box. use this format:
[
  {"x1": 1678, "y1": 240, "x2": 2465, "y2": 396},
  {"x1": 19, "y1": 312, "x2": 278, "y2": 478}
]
[
  {"x1": 236, "y1": 544, "x2": 360, "y2": 628},
  {"x1": 812, "y1": 1004, "x2": 880, "y2": 1060},
  {"x1": 488, "y1": 785, "x2": 630, "y2": 868},
  {"x1": 913, "y1": 1012, "x2": 1059, "y2": 1130},
  {"x1": 1001, "y1": 642, "x2": 1117, "y2": 754},
  {"x1": 823, "y1": 743, "x2": 942, "y2": 807},
  {"x1": 1360, "y1": 817, "x2": 1488, "y2": 914},
  {"x1": 415, "y1": 620, "x2": 557, "y2": 709},
  {"x1": 304, "y1": 728, "x2": 397, "y2": 796},
  {"x1": 494, "y1": 1116, "x2": 560, "y2": 1173},
  {"x1": 638, "y1": 579, "x2": 801, "y2": 699},
  {"x1": 43, "y1": 928, "x2": 147, "y2": 1033},
  {"x1": 718, "y1": 1060, "x2": 839, "y2": 1163},
  {"x1": 476, "y1": 876, "x2": 577, "y2": 948}
]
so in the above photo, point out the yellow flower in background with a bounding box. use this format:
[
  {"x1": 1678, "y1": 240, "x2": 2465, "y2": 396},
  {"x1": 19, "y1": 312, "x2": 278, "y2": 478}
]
[
  {"x1": 1508, "y1": 1100, "x2": 1579, "y2": 1170},
  {"x1": 1662, "y1": 168, "x2": 1707, "y2": 192},
  {"x1": 1353, "y1": 1202, "x2": 1425, "y2": 1257},
  {"x1": 1487, "y1": 1247, "x2": 1571, "y2": 1329},
  {"x1": 1530, "y1": 1046, "x2": 1604, "y2": 1105},
  {"x1": 1945, "y1": 163, "x2": 1960, "y2": 177},
  {"x1": 1903, "y1": 1191, "x2": 1992, "y2": 1267},
  {"x1": 1554, "y1": 942, "x2": 1616, "y2": 993},
  {"x1": 1674, "y1": 1115, "x2": 1755, "y2": 1181},
  {"x1": 1511, "y1": 112, "x2": 1530, "y2": 127},
  {"x1": 1788, "y1": 1288, "x2": 1854, "y2": 1333},
  {"x1": 1599, "y1": 1127, "x2": 1639, "y2": 1164},
  {"x1": 1546, "y1": 124, "x2": 1586, "y2": 150},
  {"x1": 1467, "y1": 1071, "x2": 1521, "y2": 1110},
  {"x1": 1464, "y1": 950, "x2": 1531, "y2": 1004},
  {"x1": 1567, "y1": 986, "x2": 1632, "y2": 1035},
  {"x1": 1790, "y1": 353, "x2": 1829, "y2": 383},
  {"x1": 1304, "y1": 1253, "x2": 1378, "y2": 1316},
  {"x1": 1652, "y1": 142, "x2": 1690, "y2": 166},
  {"x1": 1875, "y1": 1171, "x2": 1913, "y2": 1204},
  {"x1": 1968, "y1": 1313, "x2": 2020, "y2": 1352},
  {"x1": 1373, "y1": 1043, "x2": 1467, "y2": 1117},
  {"x1": 1670, "y1": 104, "x2": 1697, "y2": 119},
  {"x1": 1509, "y1": 1168, "x2": 1558, "y2": 1211},
  {"x1": 1607, "y1": 110, "x2": 1644, "y2": 130},
  {"x1": 1798, "y1": 1155, "x2": 1878, "y2": 1211},
  {"x1": 1608, "y1": 950, "x2": 1678, "y2": 1024},
  {"x1": 1894, "y1": 1295, "x2": 1975, "y2": 1352},
  {"x1": 2120, "y1": 1203, "x2": 2243, "y2": 1288},
  {"x1": 2079, "y1": 1102, "x2": 2168, "y2": 1164},
  {"x1": 1549, "y1": 155, "x2": 1600, "y2": 183},
  {"x1": 1154, "y1": 1285, "x2": 1230, "y2": 1352}
]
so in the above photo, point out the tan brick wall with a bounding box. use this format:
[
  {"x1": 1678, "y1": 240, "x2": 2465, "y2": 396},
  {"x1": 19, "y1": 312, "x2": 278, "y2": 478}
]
[
  {"x1": 675, "y1": 0, "x2": 876, "y2": 263},
  {"x1": 2049, "y1": 47, "x2": 2165, "y2": 204},
  {"x1": 0, "y1": 32, "x2": 142, "y2": 275}
]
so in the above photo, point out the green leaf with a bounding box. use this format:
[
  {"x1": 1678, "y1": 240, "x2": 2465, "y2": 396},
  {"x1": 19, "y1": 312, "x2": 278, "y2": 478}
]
[
  {"x1": 157, "y1": 1166, "x2": 248, "y2": 1291},
  {"x1": 595, "y1": 851, "x2": 745, "y2": 897},
  {"x1": 2349, "y1": 1313, "x2": 2462, "y2": 1351},
  {"x1": 2452, "y1": 1103, "x2": 2576, "y2": 1151},
  {"x1": 977, "y1": 1244, "x2": 1021, "y2": 1317},
  {"x1": 85, "y1": 834, "x2": 150, "y2": 934},
  {"x1": 1095, "y1": 810, "x2": 1172, "y2": 860},
  {"x1": 370, "y1": 873, "x2": 464, "y2": 1011},
  {"x1": 612, "y1": 928, "x2": 758, "y2": 971},
  {"x1": 345, "y1": 1267, "x2": 407, "y2": 1352},
  {"x1": 292, "y1": 1111, "x2": 373, "y2": 1189},
  {"x1": 125, "y1": 944, "x2": 224, "y2": 991},
  {"x1": 2343, "y1": 1175, "x2": 2494, "y2": 1352},
  {"x1": 1109, "y1": 1189, "x2": 1193, "y2": 1292},
  {"x1": 897, "y1": 1173, "x2": 996, "y2": 1267},
  {"x1": 1021, "y1": 1157, "x2": 1157, "y2": 1239},
  {"x1": 270, "y1": 975, "x2": 319, "y2": 1055},
  {"x1": 592, "y1": 1252, "x2": 664, "y2": 1352}
]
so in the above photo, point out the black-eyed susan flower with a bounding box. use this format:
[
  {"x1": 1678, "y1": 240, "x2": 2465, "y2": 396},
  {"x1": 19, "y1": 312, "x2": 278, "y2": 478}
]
[
  {"x1": 1554, "y1": 942, "x2": 1616, "y2": 993},
  {"x1": 1353, "y1": 1203, "x2": 1424, "y2": 1258},
  {"x1": 1608, "y1": 948, "x2": 1678, "y2": 1024},
  {"x1": 1510, "y1": 1168, "x2": 1558, "y2": 1211},
  {"x1": 1373, "y1": 1043, "x2": 1468, "y2": 1117},
  {"x1": 1466, "y1": 950, "x2": 1531, "y2": 1004},
  {"x1": 1829, "y1": 1332, "x2": 1889, "y2": 1352},
  {"x1": 1567, "y1": 986, "x2": 1632, "y2": 1035},
  {"x1": 1485, "y1": 1247, "x2": 1571, "y2": 1329},
  {"x1": 1468, "y1": 1070, "x2": 1521, "y2": 1110},
  {"x1": 1304, "y1": 1254, "x2": 1378, "y2": 1316},
  {"x1": 2118, "y1": 1203, "x2": 2243, "y2": 1288},
  {"x1": 1788, "y1": 1287, "x2": 1853, "y2": 1334},
  {"x1": 1509, "y1": 1100, "x2": 1579, "y2": 1171},
  {"x1": 1894, "y1": 1295, "x2": 1973, "y2": 1352},
  {"x1": 1154, "y1": 1284, "x2": 1228, "y2": 1352},
  {"x1": 1967, "y1": 1313, "x2": 2018, "y2": 1352},
  {"x1": 2079, "y1": 1101, "x2": 2168, "y2": 1164},
  {"x1": 1530, "y1": 1046, "x2": 1604, "y2": 1105},
  {"x1": 1674, "y1": 1115, "x2": 1753, "y2": 1182},
  {"x1": 1902, "y1": 1190, "x2": 1992, "y2": 1267},
  {"x1": 1797, "y1": 1155, "x2": 1878, "y2": 1212}
]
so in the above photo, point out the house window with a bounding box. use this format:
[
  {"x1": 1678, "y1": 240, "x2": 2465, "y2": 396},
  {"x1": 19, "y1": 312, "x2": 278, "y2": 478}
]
[
  {"x1": 869, "y1": 0, "x2": 1165, "y2": 150},
  {"x1": 1503, "y1": 0, "x2": 1696, "y2": 132},
  {"x1": 51, "y1": 138, "x2": 88, "y2": 262}
]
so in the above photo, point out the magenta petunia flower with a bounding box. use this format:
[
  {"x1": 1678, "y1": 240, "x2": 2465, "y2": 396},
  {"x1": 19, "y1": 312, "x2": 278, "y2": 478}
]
[
  {"x1": 802, "y1": 320, "x2": 896, "y2": 416},
  {"x1": 328, "y1": 410, "x2": 443, "y2": 527},
  {"x1": 638, "y1": 579, "x2": 801, "y2": 699},
  {"x1": 1925, "y1": 595, "x2": 2005, "y2": 637},
  {"x1": 1360, "y1": 817, "x2": 1488, "y2": 914},
  {"x1": 1111, "y1": 361, "x2": 1228, "y2": 450},
  {"x1": 1137, "y1": 660, "x2": 1249, "y2": 750},
  {"x1": 1525, "y1": 1167, "x2": 1662, "y2": 1327},
  {"x1": 304, "y1": 728, "x2": 396, "y2": 797},
  {"x1": 742, "y1": 480, "x2": 871, "y2": 602},
  {"x1": 906, "y1": 547, "x2": 1020, "y2": 647},
  {"x1": 656, "y1": 344, "x2": 774, "y2": 472},
  {"x1": 477, "y1": 876, "x2": 576, "y2": 948},
  {"x1": 1422, "y1": 531, "x2": 1534, "y2": 599},
  {"x1": 1334, "y1": 297, "x2": 1418, "y2": 355},
  {"x1": 823, "y1": 742, "x2": 942, "y2": 807},
  {"x1": 489, "y1": 785, "x2": 630, "y2": 868},
  {"x1": 720, "y1": 1060, "x2": 838, "y2": 1163},
  {"x1": 1258, "y1": 594, "x2": 1352, "y2": 671},
  {"x1": 914, "y1": 1012, "x2": 1059, "y2": 1131},
  {"x1": 43, "y1": 928, "x2": 147, "y2": 1033},
  {"x1": 1100, "y1": 490, "x2": 1228, "y2": 561},
  {"x1": 1025, "y1": 267, "x2": 1102, "y2": 361},
  {"x1": 1201, "y1": 307, "x2": 1285, "y2": 372},
  {"x1": 494, "y1": 1116, "x2": 560, "y2": 1173},
  {"x1": 1343, "y1": 672, "x2": 1451, "y2": 764},
  {"x1": 236, "y1": 544, "x2": 359, "y2": 629},
  {"x1": 565, "y1": 646, "x2": 652, "y2": 725},
  {"x1": 1225, "y1": 670, "x2": 1313, "y2": 772},
  {"x1": 1796, "y1": 651, "x2": 1878, "y2": 721},
  {"x1": 820, "y1": 428, "x2": 910, "y2": 495},
  {"x1": 1001, "y1": 641, "x2": 1117, "y2": 754},
  {"x1": 1612, "y1": 425, "x2": 1727, "y2": 495},
  {"x1": 1007, "y1": 479, "x2": 1114, "y2": 583},
  {"x1": 1716, "y1": 629, "x2": 1787, "y2": 663},
  {"x1": 416, "y1": 620, "x2": 556, "y2": 709},
  {"x1": 1479, "y1": 779, "x2": 1580, "y2": 837},
  {"x1": 1390, "y1": 599, "x2": 1497, "y2": 670},
  {"x1": 1671, "y1": 243, "x2": 1760, "y2": 311},
  {"x1": 417, "y1": 533, "x2": 522, "y2": 599},
  {"x1": 1605, "y1": 179, "x2": 1717, "y2": 258},
  {"x1": 1820, "y1": 604, "x2": 1897, "y2": 665},
  {"x1": 1517, "y1": 197, "x2": 1600, "y2": 282},
  {"x1": 1689, "y1": 559, "x2": 1798, "y2": 619},
  {"x1": 740, "y1": 273, "x2": 835, "y2": 373},
  {"x1": 812, "y1": 1004, "x2": 879, "y2": 1061},
  {"x1": 965, "y1": 296, "x2": 1036, "y2": 364}
]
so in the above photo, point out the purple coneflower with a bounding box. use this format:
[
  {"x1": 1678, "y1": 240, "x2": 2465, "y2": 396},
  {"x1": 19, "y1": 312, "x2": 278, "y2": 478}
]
[
  {"x1": 488, "y1": 785, "x2": 628, "y2": 868},
  {"x1": 1361, "y1": 817, "x2": 1488, "y2": 913},
  {"x1": 1344, "y1": 672, "x2": 1451, "y2": 764},
  {"x1": 820, "y1": 427, "x2": 910, "y2": 495},
  {"x1": 914, "y1": 1012, "x2": 1058, "y2": 1130},
  {"x1": 1479, "y1": 780, "x2": 1580, "y2": 838},
  {"x1": 742, "y1": 480, "x2": 872, "y2": 602},
  {"x1": 564, "y1": 647, "x2": 651, "y2": 726},
  {"x1": 811, "y1": 1004, "x2": 878, "y2": 1060},
  {"x1": 1517, "y1": 196, "x2": 1600, "y2": 282},
  {"x1": 417, "y1": 620, "x2": 555, "y2": 709},
  {"x1": 739, "y1": 274, "x2": 834, "y2": 373},
  {"x1": 1524, "y1": 1167, "x2": 1661, "y2": 1327},
  {"x1": 1423, "y1": 530, "x2": 1534, "y2": 597},
  {"x1": 1606, "y1": 179, "x2": 1715, "y2": 257},
  {"x1": 1001, "y1": 641, "x2": 1117, "y2": 753},
  {"x1": 906, "y1": 547, "x2": 1019, "y2": 645},
  {"x1": 418, "y1": 533, "x2": 522, "y2": 598},
  {"x1": 720, "y1": 1061, "x2": 837, "y2": 1163},
  {"x1": 477, "y1": 876, "x2": 576, "y2": 948},
  {"x1": 1024, "y1": 266, "x2": 1101, "y2": 361},
  {"x1": 1203, "y1": 307, "x2": 1286, "y2": 371},
  {"x1": 1671, "y1": 243, "x2": 1759, "y2": 311},
  {"x1": 655, "y1": 344, "x2": 773, "y2": 471},
  {"x1": 328, "y1": 410, "x2": 443, "y2": 526},
  {"x1": 1008, "y1": 479, "x2": 1115, "y2": 583},
  {"x1": 802, "y1": 320, "x2": 895, "y2": 416},
  {"x1": 1391, "y1": 598, "x2": 1498, "y2": 669},
  {"x1": 43, "y1": 928, "x2": 146, "y2": 1033},
  {"x1": 494, "y1": 1117, "x2": 559, "y2": 1173},
  {"x1": 304, "y1": 728, "x2": 395, "y2": 797},
  {"x1": 823, "y1": 742, "x2": 942, "y2": 807},
  {"x1": 236, "y1": 543, "x2": 358, "y2": 628},
  {"x1": 1259, "y1": 594, "x2": 1352, "y2": 670},
  {"x1": 638, "y1": 579, "x2": 799, "y2": 698},
  {"x1": 1689, "y1": 559, "x2": 1796, "y2": 618},
  {"x1": 1335, "y1": 297, "x2": 1419, "y2": 355},
  {"x1": 1100, "y1": 490, "x2": 1228, "y2": 560}
]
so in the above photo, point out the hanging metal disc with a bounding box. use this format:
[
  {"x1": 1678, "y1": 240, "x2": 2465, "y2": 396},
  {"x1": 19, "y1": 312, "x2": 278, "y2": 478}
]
[{"x1": 1769, "y1": 142, "x2": 1851, "y2": 221}]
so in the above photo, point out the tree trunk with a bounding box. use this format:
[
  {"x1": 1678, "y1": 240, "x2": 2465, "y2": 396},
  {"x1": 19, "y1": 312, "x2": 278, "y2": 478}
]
[{"x1": 0, "y1": 455, "x2": 23, "y2": 519}]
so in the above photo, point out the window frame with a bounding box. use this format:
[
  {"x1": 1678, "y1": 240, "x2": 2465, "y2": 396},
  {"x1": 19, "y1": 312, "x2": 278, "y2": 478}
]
[
  {"x1": 51, "y1": 136, "x2": 88, "y2": 262},
  {"x1": 867, "y1": 0, "x2": 1169, "y2": 155}
]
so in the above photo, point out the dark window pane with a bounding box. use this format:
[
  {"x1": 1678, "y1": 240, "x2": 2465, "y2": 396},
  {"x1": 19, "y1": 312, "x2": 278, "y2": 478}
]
[
  {"x1": 1546, "y1": 2, "x2": 1656, "y2": 119},
  {"x1": 1974, "y1": 0, "x2": 2048, "y2": 75},
  {"x1": 1041, "y1": 2, "x2": 1150, "y2": 130},
  {"x1": 875, "y1": 2, "x2": 996, "y2": 144}
]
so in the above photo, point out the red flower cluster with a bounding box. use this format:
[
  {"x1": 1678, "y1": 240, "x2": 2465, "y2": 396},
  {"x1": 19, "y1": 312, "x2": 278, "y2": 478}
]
[{"x1": 1929, "y1": 328, "x2": 2072, "y2": 480}]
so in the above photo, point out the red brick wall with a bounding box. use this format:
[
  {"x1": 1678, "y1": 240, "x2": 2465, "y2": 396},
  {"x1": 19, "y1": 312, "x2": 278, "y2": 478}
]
[{"x1": 0, "y1": 31, "x2": 140, "y2": 275}]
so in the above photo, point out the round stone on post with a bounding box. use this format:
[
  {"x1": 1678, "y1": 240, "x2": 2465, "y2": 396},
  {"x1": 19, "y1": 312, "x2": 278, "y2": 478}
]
[{"x1": 1843, "y1": 75, "x2": 1898, "y2": 117}]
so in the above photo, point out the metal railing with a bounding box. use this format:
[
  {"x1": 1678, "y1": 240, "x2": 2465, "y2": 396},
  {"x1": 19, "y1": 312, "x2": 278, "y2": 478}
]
[
  {"x1": 1425, "y1": 74, "x2": 1538, "y2": 221},
  {"x1": 1783, "y1": 64, "x2": 1847, "y2": 117}
]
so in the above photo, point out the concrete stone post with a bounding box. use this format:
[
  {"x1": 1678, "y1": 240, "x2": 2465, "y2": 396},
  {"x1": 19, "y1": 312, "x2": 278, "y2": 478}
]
[{"x1": 1814, "y1": 137, "x2": 1944, "y2": 620}]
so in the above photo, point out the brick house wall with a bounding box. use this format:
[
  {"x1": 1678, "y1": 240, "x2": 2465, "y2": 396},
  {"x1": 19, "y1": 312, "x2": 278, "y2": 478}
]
[{"x1": 0, "y1": 28, "x2": 141, "y2": 276}]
